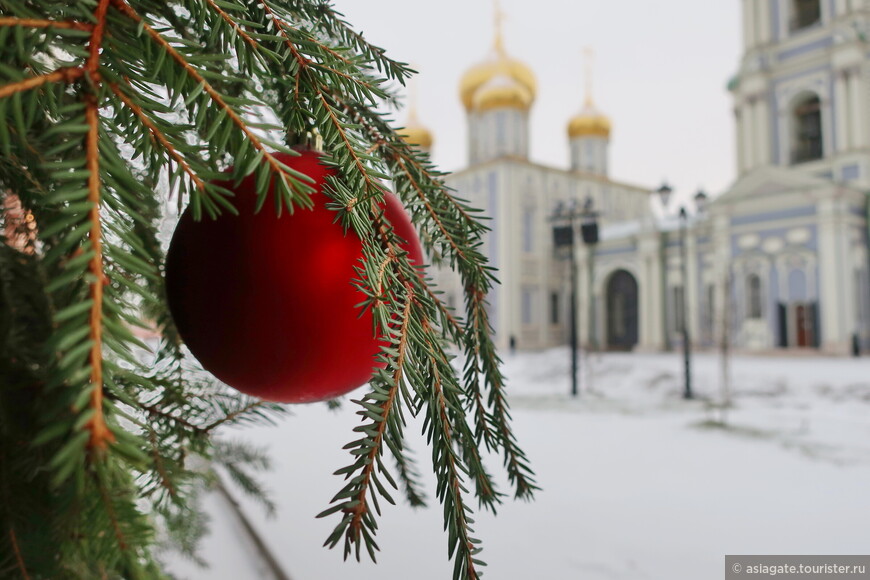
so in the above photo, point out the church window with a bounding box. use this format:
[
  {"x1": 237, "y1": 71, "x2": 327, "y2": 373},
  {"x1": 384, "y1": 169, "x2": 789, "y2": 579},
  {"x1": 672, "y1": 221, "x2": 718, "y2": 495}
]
[
  {"x1": 522, "y1": 207, "x2": 535, "y2": 252},
  {"x1": 704, "y1": 284, "x2": 715, "y2": 341},
  {"x1": 521, "y1": 288, "x2": 535, "y2": 325},
  {"x1": 747, "y1": 273, "x2": 763, "y2": 319},
  {"x1": 791, "y1": 93, "x2": 823, "y2": 164},
  {"x1": 790, "y1": 0, "x2": 821, "y2": 32},
  {"x1": 496, "y1": 112, "x2": 506, "y2": 147}
]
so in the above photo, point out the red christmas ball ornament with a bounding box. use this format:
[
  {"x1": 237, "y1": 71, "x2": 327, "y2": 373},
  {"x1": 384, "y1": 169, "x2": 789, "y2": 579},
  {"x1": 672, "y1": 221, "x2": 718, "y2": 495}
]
[{"x1": 164, "y1": 150, "x2": 424, "y2": 403}]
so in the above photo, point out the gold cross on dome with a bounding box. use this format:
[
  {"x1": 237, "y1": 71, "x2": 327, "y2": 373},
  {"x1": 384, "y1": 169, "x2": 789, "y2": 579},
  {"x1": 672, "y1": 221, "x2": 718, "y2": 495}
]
[
  {"x1": 493, "y1": 0, "x2": 506, "y2": 52},
  {"x1": 584, "y1": 46, "x2": 596, "y2": 107}
]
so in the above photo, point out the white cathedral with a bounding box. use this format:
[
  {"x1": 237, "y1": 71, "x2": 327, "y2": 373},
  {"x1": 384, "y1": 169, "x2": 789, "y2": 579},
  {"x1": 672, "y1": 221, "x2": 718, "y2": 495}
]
[{"x1": 402, "y1": 0, "x2": 870, "y2": 357}]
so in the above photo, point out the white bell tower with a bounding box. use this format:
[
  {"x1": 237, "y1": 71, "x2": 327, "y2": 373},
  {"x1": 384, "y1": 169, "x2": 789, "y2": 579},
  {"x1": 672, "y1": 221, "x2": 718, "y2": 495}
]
[{"x1": 731, "y1": 0, "x2": 870, "y2": 184}]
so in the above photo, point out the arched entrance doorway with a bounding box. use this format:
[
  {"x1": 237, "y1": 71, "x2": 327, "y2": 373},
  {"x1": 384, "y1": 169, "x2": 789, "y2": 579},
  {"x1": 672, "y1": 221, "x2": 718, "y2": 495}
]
[{"x1": 606, "y1": 269, "x2": 639, "y2": 351}]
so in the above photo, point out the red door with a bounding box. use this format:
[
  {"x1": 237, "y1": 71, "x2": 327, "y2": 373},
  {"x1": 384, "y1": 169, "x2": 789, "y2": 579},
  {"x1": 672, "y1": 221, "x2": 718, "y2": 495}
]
[{"x1": 796, "y1": 304, "x2": 809, "y2": 347}]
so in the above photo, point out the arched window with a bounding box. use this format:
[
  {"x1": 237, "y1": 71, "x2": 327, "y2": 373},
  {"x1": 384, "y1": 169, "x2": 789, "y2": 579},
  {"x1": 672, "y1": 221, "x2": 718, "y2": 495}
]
[
  {"x1": 747, "y1": 273, "x2": 763, "y2": 319},
  {"x1": 522, "y1": 206, "x2": 535, "y2": 252},
  {"x1": 791, "y1": 93, "x2": 823, "y2": 164},
  {"x1": 791, "y1": 0, "x2": 821, "y2": 32}
]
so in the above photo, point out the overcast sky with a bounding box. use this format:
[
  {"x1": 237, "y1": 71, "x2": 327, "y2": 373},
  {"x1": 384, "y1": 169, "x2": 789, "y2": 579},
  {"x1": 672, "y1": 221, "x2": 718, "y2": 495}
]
[{"x1": 335, "y1": 0, "x2": 743, "y2": 211}]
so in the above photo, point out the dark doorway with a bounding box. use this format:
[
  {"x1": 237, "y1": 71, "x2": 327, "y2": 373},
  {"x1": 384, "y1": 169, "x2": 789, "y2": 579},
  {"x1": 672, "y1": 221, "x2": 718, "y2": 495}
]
[
  {"x1": 606, "y1": 269, "x2": 639, "y2": 351},
  {"x1": 778, "y1": 301, "x2": 819, "y2": 348}
]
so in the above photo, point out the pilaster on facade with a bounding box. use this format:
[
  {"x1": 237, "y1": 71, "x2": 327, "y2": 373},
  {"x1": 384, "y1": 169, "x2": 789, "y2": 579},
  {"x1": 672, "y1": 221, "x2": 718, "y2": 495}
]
[
  {"x1": 637, "y1": 233, "x2": 665, "y2": 351},
  {"x1": 817, "y1": 195, "x2": 852, "y2": 354}
]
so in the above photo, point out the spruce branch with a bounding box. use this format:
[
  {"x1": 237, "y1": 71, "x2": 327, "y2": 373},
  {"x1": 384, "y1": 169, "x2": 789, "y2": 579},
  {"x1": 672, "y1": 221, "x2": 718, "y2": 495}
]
[
  {"x1": 82, "y1": 0, "x2": 114, "y2": 451},
  {"x1": 0, "y1": 17, "x2": 93, "y2": 31},
  {"x1": 7, "y1": 526, "x2": 29, "y2": 580},
  {"x1": 0, "y1": 67, "x2": 83, "y2": 99},
  {"x1": 425, "y1": 345, "x2": 481, "y2": 580},
  {"x1": 0, "y1": 1, "x2": 535, "y2": 577},
  {"x1": 319, "y1": 287, "x2": 413, "y2": 560},
  {"x1": 109, "y1": 0, "x2": 309, "y2": 213},
  {"x1": 107, "y1": 82, "x2": 206, "y2": 194}
]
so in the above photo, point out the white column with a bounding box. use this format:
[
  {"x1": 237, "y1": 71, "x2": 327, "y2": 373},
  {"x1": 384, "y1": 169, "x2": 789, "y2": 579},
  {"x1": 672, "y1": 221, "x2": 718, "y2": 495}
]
[
  {"x1": 712, "y1": 214, "x2": 731, "y2": 353},
  {"x1": 754, "y1": 97, "x2": 769, "y2": 164},
  {"x1": 742, "y1": 99, "x2": 756, "y2": 170},
  {"x1": 638, "y1": 235, "x2": 664, "y2": 351},
  {"x1": 835, "y1": 70, "x2": 850, "y2": 151},
  {"x1": 849, "y1": 67, "x2": 866, "y2": 148},
  {"x1": 758, "y1": 0, "x2": 771, "y2": 43},
  {"x1": 735, "y1": 108, "x2": 746, "y2": 174},
  {"x1": 743, "y1": 0, "x2": 755, "y2": 50},
  {"x1": 686, "y1": 228, "x2": 699, "y2": 343},
  {"x1": 818, "y1": 197, "x2": 849, "y2": 354}
]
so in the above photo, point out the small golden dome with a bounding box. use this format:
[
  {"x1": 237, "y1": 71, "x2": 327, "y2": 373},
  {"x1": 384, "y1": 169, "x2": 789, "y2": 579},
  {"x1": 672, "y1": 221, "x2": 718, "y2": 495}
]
[
  {"x1": 398, "y1": 106, "x2": 433, "y2": 150},
  {"x1": 568, "y1": 48, "x2": 611, "y2": 139},
  {"x1": 567, "y1": 107, "x2": 612, "y2": 139},
  {"x1": 399, "y1": 124, "x2": 434, "y2": 150},
  {"x1": 472, "y1": 73, "x2": 533, "y2": 112}
]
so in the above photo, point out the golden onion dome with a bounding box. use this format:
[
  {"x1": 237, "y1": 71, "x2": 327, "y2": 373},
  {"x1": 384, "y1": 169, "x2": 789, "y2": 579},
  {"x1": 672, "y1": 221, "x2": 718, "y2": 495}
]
[
  {"x1": 399, "y1": 124, "x2": 434, "y2": 150},
  {"x1": 459, "y1": 50, "x2": 536, "y2": 110},
  {"x1": 458, "y1": 6, "x2": 536, "y2": 111},
  {"x1": 568, "y1": 48, "x2": 611, "y2": 139},
  {"x1": 398, "y1": 107, "x2": 433, "y2": 150},
  {"x1": 568, "y1": 100, "x2": 611, "y2": 139},
  {"x1": 472, "y1": 72, "x2": 533, "y2": 112}
]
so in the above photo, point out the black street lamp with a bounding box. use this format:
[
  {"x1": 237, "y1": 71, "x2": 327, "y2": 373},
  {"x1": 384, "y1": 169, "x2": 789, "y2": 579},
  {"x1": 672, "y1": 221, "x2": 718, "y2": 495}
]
[
  {"x1": 694, "y1": 189, "x2": 709, "y2": 214},
  {"x1": 581, "y1": 198, "x2": 600, "y2": 354},
  {"x1": 551, "y1": 198, "x2": 600, "y2": 397},
  {"x1": 656, "y1": 181, "x2": 673, "y2": 209},
  {"x1": 678, "y1": 206, "x2": 693, "y2": 400},
  {"x1": 656, "y1": 181, "x2": 693, "y2": 401}
]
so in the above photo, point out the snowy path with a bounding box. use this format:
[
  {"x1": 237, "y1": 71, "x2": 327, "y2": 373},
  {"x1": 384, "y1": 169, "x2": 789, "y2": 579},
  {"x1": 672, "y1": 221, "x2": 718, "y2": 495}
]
[{"x1": 163, "y1": 351, "x2": 870, "y2": 579}]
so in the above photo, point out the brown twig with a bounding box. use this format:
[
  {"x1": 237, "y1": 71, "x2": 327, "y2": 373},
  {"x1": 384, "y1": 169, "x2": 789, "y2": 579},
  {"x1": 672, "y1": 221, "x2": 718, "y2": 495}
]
[
  {"x1": 109, "y1": 0, "x2": 288, "y2": 180},
  {"x1": 108, "y1": 82, "x2": 206, "y2": 192},
  {"x1": 202, "y1": 401, "x2": 265, "y2": 433},
  {"x1": 348, "y1": 288, "x2": 414, "y2": 541},
  {"x1": 256, "y1": 1, "x2": 378, "y2": 95},
  {"x1": 141, "y1": 402, "x2": 202, "y2": 433},
  {"x1": 0, "y1": 67, "x2": 83, "y2": 100},
  {"x1": 147, "y1": 428, "x2": 177, "y2": 499},
  {"x1": 0, "y1": 17, "x2": 93, "y2": 31},
  {"x1": 428, "y1": 348, "x2": 479, "y2": 579},
  {"x1": 96, "y1": 470, "x2": 128, "y2": 550},
  {"x1": 83, "y1": 0, "x2": 114, "y2": 451},
  {"x1": 8, "y1": 526, "x2": 30, "y2": 580},
  {"x1": 204, "y1": 0, "x2": 261, "y2": 53}
]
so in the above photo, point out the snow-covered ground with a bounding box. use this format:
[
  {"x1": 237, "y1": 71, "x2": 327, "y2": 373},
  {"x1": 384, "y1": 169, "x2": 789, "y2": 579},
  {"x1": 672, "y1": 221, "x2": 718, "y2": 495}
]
[{"x1": 163, "y1": 349, "x2": 870, "y2": 579}]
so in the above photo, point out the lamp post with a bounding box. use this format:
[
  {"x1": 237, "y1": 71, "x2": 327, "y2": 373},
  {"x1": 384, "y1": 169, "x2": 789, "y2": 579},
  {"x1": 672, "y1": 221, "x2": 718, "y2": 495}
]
[
  {"x1": 678, "y1": 206, "x2": 693, "y2": 400},
  {"x1": 551, "y1": 199, "x2": 600, "y2": 397},
  {"x1": 656, "y1": 182, "x2": 693, "y2": 401},
  {"x1": 581, "y1": 198, "x2": 600, "y2": 354}
]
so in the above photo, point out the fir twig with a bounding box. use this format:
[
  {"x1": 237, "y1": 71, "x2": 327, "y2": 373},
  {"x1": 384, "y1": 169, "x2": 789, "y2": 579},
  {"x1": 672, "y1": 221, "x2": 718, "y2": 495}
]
[
  {"x1": 107, "y1": 82, "x2": 206, "y2": 193},
  {"x1": 8, "y1": 527, "x2": 29, "y2": 580},
  {"x1": 109, "y1": 0, "x2": 306, "y2": 208},
  {"x1": 83, "y1": 0, "x2": 114, "y2": 451},
  {"x1": 0, "y1": 67, "x2": 83, "y2": 99},
  {"x1": 348, "y1": 288, "x2": 413, "y2": 552},
  {"x1": 0, "y1": 17, "x2": 92, "y2": 31}
]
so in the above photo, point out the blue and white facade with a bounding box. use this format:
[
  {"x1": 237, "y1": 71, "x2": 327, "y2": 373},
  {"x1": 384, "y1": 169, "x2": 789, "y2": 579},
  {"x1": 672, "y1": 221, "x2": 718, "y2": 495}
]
[{"x1": 432, "y1": 0, "x2": 870, "y2": 355}]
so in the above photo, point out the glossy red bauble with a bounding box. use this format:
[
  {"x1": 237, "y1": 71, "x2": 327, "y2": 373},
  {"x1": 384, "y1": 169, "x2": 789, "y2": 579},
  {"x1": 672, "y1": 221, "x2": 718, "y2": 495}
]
[{"x1": 164, "y1": 150, "x2": 424, "y2": 403}]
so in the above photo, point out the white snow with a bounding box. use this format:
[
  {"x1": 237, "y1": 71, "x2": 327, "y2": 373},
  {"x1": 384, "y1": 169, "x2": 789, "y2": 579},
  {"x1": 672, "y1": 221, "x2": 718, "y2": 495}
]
[{"x1": 162, "y1": 349, "x2": 870, "y2": 579}]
